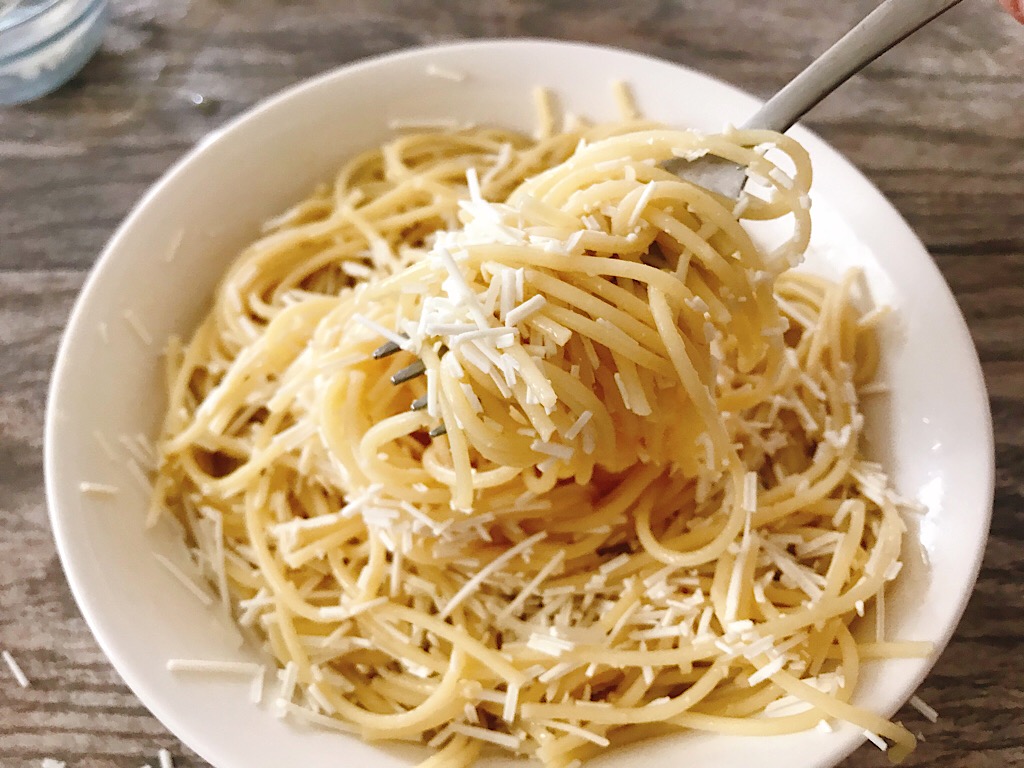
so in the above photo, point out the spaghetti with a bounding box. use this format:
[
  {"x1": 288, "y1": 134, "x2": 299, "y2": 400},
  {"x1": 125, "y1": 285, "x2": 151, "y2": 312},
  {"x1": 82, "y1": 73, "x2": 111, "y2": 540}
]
[{"x1": 152, "y1": 107, "x2": 923, "y2": 766}]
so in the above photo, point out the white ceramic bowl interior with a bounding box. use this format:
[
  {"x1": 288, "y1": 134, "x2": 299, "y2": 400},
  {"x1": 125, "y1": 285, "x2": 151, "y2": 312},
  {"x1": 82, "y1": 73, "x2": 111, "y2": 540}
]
[{"x1": 45, "y1": 39, "x2": 993, "y2": 768}]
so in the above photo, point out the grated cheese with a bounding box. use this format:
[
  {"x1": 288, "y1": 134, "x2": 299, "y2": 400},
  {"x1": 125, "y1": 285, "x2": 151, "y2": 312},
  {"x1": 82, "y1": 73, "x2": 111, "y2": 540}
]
[
  {"x1": 425, "y1": 63, "x2": 466, "y2": 82},
  {"x1": 153, "y1": 553, "x2": 213, "y2": 607},
  {"x1": 483, "y1": 143, "x2": 514, "y2": 189},
  {"x1": 599, "y1": 553, "x2": 630, "y2": 576},
  {"x1": 858, "y1": 381, "x2": 890, "y2": 396},
  {"x1": 732, "y1": 195, "x2": 751, "y2": 218},
  {"x1": 876, "y1": 586, "x2": 886, "y2": 642},
  {"x1": 452, "y1": 326, "x2": 518, "y2": 347},
  {"x1": 497, "y1": 550, "x2": 565, "y2": 623},
  {"x1": 538, "y1": 662, "x2": 575, "y2": 683},
  {"x1": 863, "y1": 730, "x2": 888, "y2": 752},
  {"x1": 498, "y1": 266, "x2": 516, "y2": 322},
  {"x1": 763, "y1": 694, "x2": 814, "y2": 717},
  {"x1": 739, "y1": 633, "x2": 776, "y2": 661},
  {"x1": 746, "y1": 655, "x2": 786, "y2": 686},
  {"x1": 339, "y1": 484, "x2": 384, "y2": 519},
  {"x1": 759, "y1": 538, "x2": 823, "y2": 601},
  {"x1": 388, "y1": 117, "x2": 473, "y2": 131},
  {"x1": 278, "y1": 660, "x2": 298, "y2": 707},
  {"x1": 278, "y1": 700, "x2": 357, "y2": 732},
  {"x1": 2, "y1": 650, "x2": 29, "y2": 688},
  {"x1": 768, "y1": 167, "x2": 794, "y2": 190},
  {"x1": 440, "y1": 532, "x2": 545, "y2": 620},
  {"x1": 93, "y1": 429, "x2": 118, "y2": 461},
  {"x1": 540, "y1": 719, "x2": 610, "y2": 747},
  {"x1": 123, "y1": 309, "x2": 153, "y2": 345},
  {"x1": 450, "y1": 722, "x2": 522, "y2": 750},
  {"x1": 909, "y1": 694, "x2": 938, "y2": 723},
  {"x1": 79, "y1": 481, "x2": 119, "y2": 496},
  {"x1": 695, "y1": 606, "x2": 715, "y2": 639},
  {"x1": 167, "y1": 659, "x2": 262, "y2": 675},
  {"x1": 126, "y1": 457, "x2": 151, "y2": 493},
  {"x1": 502, "y1": 683, "x2": 520, "y2": 722},
  {"x1": 627, "y1": 181, "x2": 657, "y2": 228},
  {"x1": 742, "y1": 471, "x2": 758, "y2": 513},
  {"x1": 341, "y1": 260, "x2": 374, "y2": 279},
  {"x1": 630, "y1": 625, "x2": 688, "y2": 641},
  {"x1": 613, "y1": 372, "x2": 632, "y2": 411},
  {"x1": 505, "y1": 294, "x2": 547, "y2": 327},
  {"x1": 526, "y1": 632, "x2": 574, "y2": 657},
  {"x1": 351, "y1": 312, "x2": 410, "y2": 350},
  {"x1": 250, "y1": 668, "x2": 265, "y2": 704},
  {"x1": 530, "y1": 440, "x2": 574, "y2": 462},
  {"x1": 427, "y1": 724, "x2": 456, "y2": 749},
  {"x1": 563, "y1": 229, "x2": 586, "y2": 255},
  {"x1": 521, "y1": 664, "x2": 547, "y2": 681}
]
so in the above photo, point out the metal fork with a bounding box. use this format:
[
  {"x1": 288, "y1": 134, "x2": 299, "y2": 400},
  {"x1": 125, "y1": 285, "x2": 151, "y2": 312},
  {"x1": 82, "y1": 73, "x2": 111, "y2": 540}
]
[
  {"x1": 664, "y1": 0, "x2": 965, "y2": 198},
  {"x1": 373, "y1": 0, "x2": 965, "y2": 435},
  {"x1": 373, "y1": 337, "x2": 450, "y2": 435}
]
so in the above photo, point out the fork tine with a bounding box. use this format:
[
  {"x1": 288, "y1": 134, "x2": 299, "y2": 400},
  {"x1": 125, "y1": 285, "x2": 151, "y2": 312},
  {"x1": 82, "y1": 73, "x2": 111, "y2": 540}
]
[
  {"x1": 428, "y1": 424, "x2": 447, "y2": 437},
  {"x1": 373, "y1": 339, "x2": 404, "y2": 359},
  {"x1": 411, "y1": 395, "x2": 428, "y2": 411},
  {"x1": 391, "y1": 359, "x2": 426, "y2": 384},
  {"x1": 662, "y1": 155, "x2": 747, "y2": 200}
]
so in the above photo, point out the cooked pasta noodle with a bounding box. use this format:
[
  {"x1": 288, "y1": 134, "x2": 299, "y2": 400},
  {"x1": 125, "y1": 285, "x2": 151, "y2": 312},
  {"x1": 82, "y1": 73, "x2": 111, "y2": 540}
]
[{"x1": 153, "y1": 106, "x2": 923, "y2": 766}]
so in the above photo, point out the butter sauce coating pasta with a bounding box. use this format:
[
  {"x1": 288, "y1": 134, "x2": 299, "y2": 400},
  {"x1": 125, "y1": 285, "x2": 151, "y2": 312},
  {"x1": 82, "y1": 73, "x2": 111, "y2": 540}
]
[{"x1": 153, "y1": 112, "x2": 924, "y2": 766}]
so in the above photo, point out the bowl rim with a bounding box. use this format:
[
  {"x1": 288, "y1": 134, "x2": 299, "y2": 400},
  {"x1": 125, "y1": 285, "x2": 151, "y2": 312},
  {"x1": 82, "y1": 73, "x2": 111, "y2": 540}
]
[{"x1": 44, "y1": 36, "x2": 995, "y2": 768}]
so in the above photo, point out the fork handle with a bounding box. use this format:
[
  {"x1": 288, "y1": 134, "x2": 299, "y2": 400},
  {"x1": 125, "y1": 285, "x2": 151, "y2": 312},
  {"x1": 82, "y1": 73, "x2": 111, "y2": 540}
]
[{"x1": 747, "y1": 0, "x2": 965, "y2": 132}]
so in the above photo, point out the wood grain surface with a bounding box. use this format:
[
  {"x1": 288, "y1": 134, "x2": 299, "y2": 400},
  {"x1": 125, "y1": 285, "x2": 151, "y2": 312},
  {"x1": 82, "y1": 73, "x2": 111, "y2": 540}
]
[{"x1": 1, "y1": 1, "x2": 1022, "y2": 765}]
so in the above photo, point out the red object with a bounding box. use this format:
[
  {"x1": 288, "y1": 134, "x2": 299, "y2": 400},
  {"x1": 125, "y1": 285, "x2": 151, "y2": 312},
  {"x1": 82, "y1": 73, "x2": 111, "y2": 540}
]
[{"x1": 1000, "y1": 0, "x2": 1024, "y2": 23}]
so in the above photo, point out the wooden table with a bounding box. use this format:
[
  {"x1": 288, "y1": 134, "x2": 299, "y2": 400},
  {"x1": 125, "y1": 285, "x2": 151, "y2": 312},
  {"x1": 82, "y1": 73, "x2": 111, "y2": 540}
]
[{"x1": 1, "y1": 1, "x2": 1022, "y2": 765}]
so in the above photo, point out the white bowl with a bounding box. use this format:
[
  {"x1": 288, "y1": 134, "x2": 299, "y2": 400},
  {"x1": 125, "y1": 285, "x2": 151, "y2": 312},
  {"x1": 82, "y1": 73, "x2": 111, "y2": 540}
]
[{"x1": 45, "y1": 39, "x2": 993, "y2": 768}]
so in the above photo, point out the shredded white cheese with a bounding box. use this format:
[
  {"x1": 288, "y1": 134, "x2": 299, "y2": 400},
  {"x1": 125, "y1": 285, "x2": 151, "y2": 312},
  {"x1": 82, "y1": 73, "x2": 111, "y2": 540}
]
[
  {"x1": 746, "y1": 655, "x2": 786, "y2": 686},
  {"x1": 526, "y1": 632, "x2": 574, "y2": 657},
  {"x1": 425, "y1": 63, "x2": 467, "y2": 82},
  {"x1": 2, "y1": 650, "x2": 29, "y2": 688},
  {"x1": 166, "y1": 659, "x2": 262, "y2": 675},
  {"x1": 123, "y1": 309, "x2": 153, "y2": 345},
  {"x1": 153, "y1": 553, "x2": 214, "y2": 607},
  {"x1": 440, "y1": 533, "x2": 545, "y2": 620},
  {"x1": 505, "y1": 294, "x2": 547, "y2": 327},
  {"x1": 250, "y1": 667, "x2": 265, "y2": 704},
  {"x1": 541, "y1": 719, "x2": 610, "y2": 747},
  {"x1": 909, "y1": 694, "x2": 939, "y2": 723},
  {"x1": 449, "y1": 722, "x2": 521, "y2": 750},
  {"x1": 351, "y1": 312, "x2": 409, "y2": 350},
  {"x1": 278, "y1": 700, "x2": 357, "y2": 732},
  {"x1": 78, "y1": 481, "x2": 119, "y2": 496},
  {"x1": 530, "y1": 440, "x2": 574, "y2": 462},
  {"x1": 502, "y1": 683, "x2": 520, "y2": 722},
  {"x1": 388, "y1": 117, "x2": 473, "y2": 131},
  {"x1": 863, "y1": 730, "x2": 888, "y2": 752}
]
